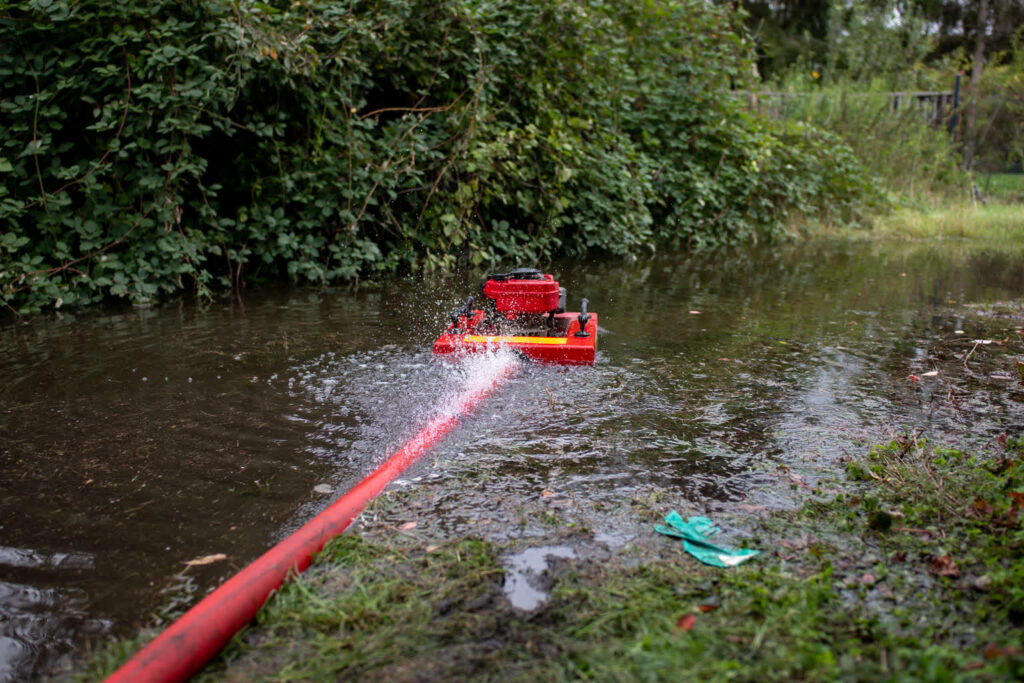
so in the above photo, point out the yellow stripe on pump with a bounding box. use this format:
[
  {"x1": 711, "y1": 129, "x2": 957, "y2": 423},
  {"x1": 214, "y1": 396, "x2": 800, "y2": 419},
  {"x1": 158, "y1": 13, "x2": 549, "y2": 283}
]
[{"x1": 461, "y1": 335, "x2": 568, "y2": 345}]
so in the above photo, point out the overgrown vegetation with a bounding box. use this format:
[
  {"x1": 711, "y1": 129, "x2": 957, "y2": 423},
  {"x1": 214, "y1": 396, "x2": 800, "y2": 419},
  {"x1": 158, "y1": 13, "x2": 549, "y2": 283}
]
[
  {"x1": 752, "y1": 1, "x2": 971, "y2": 204},
  {"x1": 0, "y1": 0, "x2": 880, "y2": 314}
]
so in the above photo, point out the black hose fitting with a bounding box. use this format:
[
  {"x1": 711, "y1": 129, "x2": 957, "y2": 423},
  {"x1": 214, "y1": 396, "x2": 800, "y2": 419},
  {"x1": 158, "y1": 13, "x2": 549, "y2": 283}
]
[{"x1": 574, "y1": 298, "x2": 591, "y2": 337}]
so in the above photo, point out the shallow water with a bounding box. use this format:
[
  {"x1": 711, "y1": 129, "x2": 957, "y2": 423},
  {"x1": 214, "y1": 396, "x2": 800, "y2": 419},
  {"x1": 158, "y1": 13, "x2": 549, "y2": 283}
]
[{"x1": 2, "y1": 238, "x2": 1024, "y2": 679}]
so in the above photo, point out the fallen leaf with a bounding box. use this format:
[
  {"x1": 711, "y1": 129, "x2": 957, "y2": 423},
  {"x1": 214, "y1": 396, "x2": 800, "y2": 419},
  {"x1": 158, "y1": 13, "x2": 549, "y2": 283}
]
[
  {"x1": 398, "y1": 521, "x2": 418, "y2": 531},
  {"x1": 425, "y1": 545, "x2": 440, "y2": 553},
  {"x1": 676, "y1": 614, "x2": 697, "y2": 632},
  {"x1": 718, "y1": 358, "x2": 731, "y2": 362},
  {"x1": 689, "y1": 310, "x2": 702, "y2": 315},
  {"x1": 184, "y1": 553, "x2": 227, "y2": 567},
  {"x1": 541, "y1": 488, "x2": 556, "y2": 497},
  {"x1": 859, "y1": 573, "x2": 876, "y2": 586},
  {"x1": 909, "y1": 375, "x2": 920, "y2": 382},
  {"x1": 697, "y1": 604, "x2": 717, "y2": 613},
  {"x1": 922, "y1": 370, "x2": 939, "y2": 377},
  {"x1": 930, "y1": 554, "x2": 960, "y2": 577},
  {"x1": 736, "y1": 504, "x2": 766, "y2": 512},
  {"x1": 984, "y1": 643, "x2": 1023, "y2": 659}
]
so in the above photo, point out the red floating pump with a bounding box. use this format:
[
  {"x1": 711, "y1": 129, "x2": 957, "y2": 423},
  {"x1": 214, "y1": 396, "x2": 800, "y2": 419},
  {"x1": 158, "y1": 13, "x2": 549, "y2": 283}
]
[
  {"x1": 483, "y1": 271, "x2": 561, "y2": 314},
  {"x1": 433, "y1": 268, "x2": 597, "y2": 365}
]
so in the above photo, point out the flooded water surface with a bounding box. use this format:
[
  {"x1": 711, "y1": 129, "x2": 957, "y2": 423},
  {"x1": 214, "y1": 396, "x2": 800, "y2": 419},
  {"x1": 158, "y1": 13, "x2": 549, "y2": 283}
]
[{"x1": 2, "y1": 237, "x2": 1024, "y2": 679}]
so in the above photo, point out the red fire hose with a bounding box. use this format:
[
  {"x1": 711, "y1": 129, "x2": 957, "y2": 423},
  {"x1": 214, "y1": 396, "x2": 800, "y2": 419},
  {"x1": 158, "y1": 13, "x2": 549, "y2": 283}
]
[{"x1": 108, "y1": 356, "x2": 519, "y2": 682}]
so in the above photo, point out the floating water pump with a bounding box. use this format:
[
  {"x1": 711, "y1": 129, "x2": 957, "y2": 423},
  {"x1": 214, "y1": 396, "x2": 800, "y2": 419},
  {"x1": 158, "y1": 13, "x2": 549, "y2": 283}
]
[
  {"x1": 433, "y1": 268, "x2": 598, "y2": 365},
  {"x1": 109, "y1": 270, "x2": 596, "y2": 683}
]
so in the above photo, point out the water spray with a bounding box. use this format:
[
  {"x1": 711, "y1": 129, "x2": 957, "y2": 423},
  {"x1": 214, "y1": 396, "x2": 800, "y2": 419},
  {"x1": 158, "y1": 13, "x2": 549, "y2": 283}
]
[{"x1": 108, "y1": 270, "x2": 596, "y2": 682}]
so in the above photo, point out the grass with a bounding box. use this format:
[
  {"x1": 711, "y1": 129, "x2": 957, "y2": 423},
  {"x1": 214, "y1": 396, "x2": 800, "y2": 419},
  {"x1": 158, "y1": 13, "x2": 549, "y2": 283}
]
[
  {"x1": 87, "y1": 435, "x2": 1024, "y2": 681},
  {"x1": 862, "y1": 202, "x2": 1024, "y2": 241},
  {"x1": 979, "y1": 173, "x2": 1024, "y2": 203}
]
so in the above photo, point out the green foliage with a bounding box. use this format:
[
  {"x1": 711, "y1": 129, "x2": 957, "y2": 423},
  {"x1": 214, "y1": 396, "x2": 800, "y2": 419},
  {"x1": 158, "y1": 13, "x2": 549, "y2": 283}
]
[
  {"x1": 757, "y1": 1, "x2": 968, "y2": 204},
  {"x1": 0, "y1": 0, "x2": 880, "y2": 313}
]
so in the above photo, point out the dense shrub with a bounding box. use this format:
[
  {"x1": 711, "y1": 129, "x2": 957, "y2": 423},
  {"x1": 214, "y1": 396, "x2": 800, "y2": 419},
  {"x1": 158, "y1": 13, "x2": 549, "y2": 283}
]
[{"x1": 0, "y1": 0, "x2": 880, "y2": 313}]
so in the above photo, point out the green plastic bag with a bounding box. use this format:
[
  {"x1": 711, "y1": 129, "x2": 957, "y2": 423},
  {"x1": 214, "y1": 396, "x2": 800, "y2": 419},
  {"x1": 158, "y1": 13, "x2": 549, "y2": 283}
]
[{"x1": 655, "y1": 510, "x2": 759, "y2": 568}]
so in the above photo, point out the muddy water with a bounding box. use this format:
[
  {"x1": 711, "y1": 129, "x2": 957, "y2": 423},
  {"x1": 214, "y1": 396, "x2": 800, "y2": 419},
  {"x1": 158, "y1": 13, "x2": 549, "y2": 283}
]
[{"x1": 2, "y1": 238, "x2": 1024, "y2": 679}]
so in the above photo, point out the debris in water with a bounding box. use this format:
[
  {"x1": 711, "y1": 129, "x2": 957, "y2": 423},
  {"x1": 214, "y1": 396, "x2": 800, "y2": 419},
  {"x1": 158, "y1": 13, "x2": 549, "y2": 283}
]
[
  {"x1": 183, "y1": 554, "x2": 227, "y2": 567},
  {"x1": 655, "y1": 511, "x2": 759, "y2": 568}
]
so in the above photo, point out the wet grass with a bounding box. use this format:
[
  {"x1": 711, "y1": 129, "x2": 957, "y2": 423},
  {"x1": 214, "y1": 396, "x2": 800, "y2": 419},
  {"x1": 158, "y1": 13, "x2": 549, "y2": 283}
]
[{"x1": 87, "y1": 433, "x2": 1024, "y2": 681}]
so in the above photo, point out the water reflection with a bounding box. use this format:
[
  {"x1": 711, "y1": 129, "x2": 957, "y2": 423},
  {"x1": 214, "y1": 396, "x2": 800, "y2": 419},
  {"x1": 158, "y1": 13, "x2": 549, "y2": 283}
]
[{"x1": 2, "y1": 239, "x2": 1024, "y2": 678}]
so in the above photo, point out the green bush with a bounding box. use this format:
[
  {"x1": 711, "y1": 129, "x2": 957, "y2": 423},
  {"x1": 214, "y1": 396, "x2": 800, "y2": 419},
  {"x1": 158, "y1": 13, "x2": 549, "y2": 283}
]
[
  {"x1": 0, "y1": 0, "x2": 880, "y2": 313},
  {"x1": 751, "y1": 1, "x2": 968, "y2": 205}
]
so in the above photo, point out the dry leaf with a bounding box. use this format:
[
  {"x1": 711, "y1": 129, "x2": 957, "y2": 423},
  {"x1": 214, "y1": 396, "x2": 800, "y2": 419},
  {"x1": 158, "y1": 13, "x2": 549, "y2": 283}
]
[
  {"x1": 541, "y1": 488, "x2": 556, "y2": 497},
  {"x1": 689, "y1": 310, "x2": 702, "y2": 315},
  {"x1": 930, "y1": 555, "x2": 960, "y2": 577},
  {"x1": 676, "y1": 614, "x2": 697, "y2": 632},
  {"x1": 184, "y1": 553, "x2": 227, "y2": 567},
  {"x1": 697, "y1": 604, "x2": 717, "y2": 613},
  {"x1": 425, "y1": 545, "x2": 440, "y2": 553},
  {"x1": 398, "y1": 521, "x2": 418, "y2": 531},
  {"x1": 984, "y1": 643, "x2": 1022, "y2": 659},
  {"x1": 922, "y1": 370, "x2": 939, "y2": 377}
]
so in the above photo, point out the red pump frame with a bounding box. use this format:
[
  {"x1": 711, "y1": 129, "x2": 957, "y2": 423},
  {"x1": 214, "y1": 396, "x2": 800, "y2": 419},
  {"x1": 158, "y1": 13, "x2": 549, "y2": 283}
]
[{"x1": 433, "y1": 310, "x2": 598, "y2": 365}]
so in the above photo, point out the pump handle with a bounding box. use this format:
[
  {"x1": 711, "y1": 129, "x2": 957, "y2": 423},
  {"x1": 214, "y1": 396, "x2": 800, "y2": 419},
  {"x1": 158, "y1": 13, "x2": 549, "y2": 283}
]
[
  {"x1": 574, "y1": 298, "x2": 591, "y2": 338},
  {"x1": 450, "y1": 295, "x2": 475, "y2": 329}
]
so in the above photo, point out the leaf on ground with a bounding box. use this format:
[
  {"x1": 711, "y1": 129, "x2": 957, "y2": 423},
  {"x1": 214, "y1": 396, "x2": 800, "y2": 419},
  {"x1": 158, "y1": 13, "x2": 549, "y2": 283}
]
[
  {"x1": 689, "y1": 310, "x2": 701, "y2": 315},
  {"x1": 930, "y1": 554, "x2": 959, "y2": 577},
  {"x1": 984, "y1": 643, "x2": 1023, "y2": 659},
  {"x1": 909, "y1": 375, "x2": 920, "y2": 382},
  {"x1": 697, "y1": 604, "x2": 717, "y2": 613},
  {"x1": 398, "y1": 521, "x2": 418, "y2": 531},
  {"x1": 676, "y1": 614, "x2": 697, "y2": 632},
  {"x1": 541, "y1": 488, "x2": 556, "y2": 497},
  {"x1": 922, "y1": 370, "x2": 939, "y2": 376},
  {"x1": 183, "y1": 553, "x2": 227, "y2": 566}
]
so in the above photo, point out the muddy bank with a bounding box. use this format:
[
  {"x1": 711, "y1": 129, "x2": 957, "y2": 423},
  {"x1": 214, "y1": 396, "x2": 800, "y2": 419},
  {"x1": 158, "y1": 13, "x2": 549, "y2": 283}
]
[{"x1": 89, "y1": 295, "x2": 1024, "y2": 681}]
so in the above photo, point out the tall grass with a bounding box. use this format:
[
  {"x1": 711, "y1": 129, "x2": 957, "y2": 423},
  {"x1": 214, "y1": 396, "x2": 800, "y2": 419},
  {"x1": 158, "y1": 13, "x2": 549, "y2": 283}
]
[
  {"x1": 871, "y1": 202, "x2": 1024, "y2": 240},
  {"x1": 751, "y1": 80, "x2": 968, "y2": 205},
  {"x1": 752, "y1": 1, "x2": 970, "y2": 206}
]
